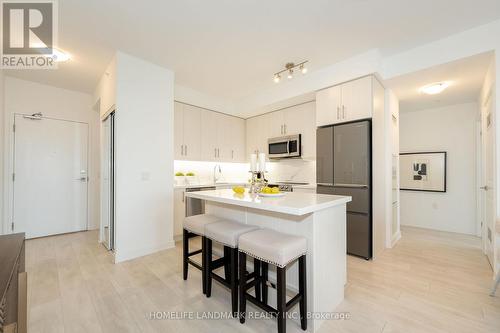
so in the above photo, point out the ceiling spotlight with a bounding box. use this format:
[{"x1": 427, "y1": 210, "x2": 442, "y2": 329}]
[
  {"x1": 420, "y1": 82, "x2": 450, "y2": 95},
  {"x1": 273, "y1": 61, "x2": 308, "y2": 83},
  {"x1": 38, "y1": 47, "x2": 71, "y2": 62}
]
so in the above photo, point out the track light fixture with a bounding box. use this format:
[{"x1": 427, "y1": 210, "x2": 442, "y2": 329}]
[{"x1": 273, "y1": 61, "x2": 308, "y2": 83}]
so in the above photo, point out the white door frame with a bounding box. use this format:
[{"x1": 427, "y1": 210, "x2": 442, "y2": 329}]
[{"x1": 7, "y1": 113, "x2": 91, "y2": 235}]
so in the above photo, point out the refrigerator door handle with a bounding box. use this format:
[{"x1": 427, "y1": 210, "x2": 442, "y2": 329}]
[
  {"x1": 317, "y1": 183, "x2": 334, "y2": 187},
  {"x1": 333, "y1": 183, "x2": 369, "y2": 189}
]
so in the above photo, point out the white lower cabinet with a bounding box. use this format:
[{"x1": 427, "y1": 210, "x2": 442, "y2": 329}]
[{"x1": 173, "y1": 188, "x2": 185, "y2": 239}]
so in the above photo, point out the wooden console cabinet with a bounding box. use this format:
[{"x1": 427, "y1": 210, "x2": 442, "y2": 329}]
[{"x1": 0, "y1": 233, "x2": 26, "y2": 333}]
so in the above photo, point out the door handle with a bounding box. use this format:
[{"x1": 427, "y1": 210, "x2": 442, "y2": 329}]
[
  {"x1": 334, "y1": 183, "x2": 368, "y2": 188},
  {"x1": 317, "y1": 183, "x2": 334, "y2": 187},
  {"x1": 76, "y1": 177, "x2": 88, "y2": 182},
  {"x1": 480, "y1": 186, "x2": 489, "y2": 191}
]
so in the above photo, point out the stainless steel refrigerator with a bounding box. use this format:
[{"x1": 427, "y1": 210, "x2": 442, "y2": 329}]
[{"x1": 316, "y1": 120, "x2": 372, "y2": 259}]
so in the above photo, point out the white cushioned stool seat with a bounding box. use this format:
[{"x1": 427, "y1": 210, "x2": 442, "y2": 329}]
[
  {"x1": 238, "y1": 229, "x2": 307, "y2": 268},
  {"x1": 204, "y1": 221, "x2": 259, "y2": 248},
  {"x1": 183, "y1": 214, "x2": 222, "y2": 236}
]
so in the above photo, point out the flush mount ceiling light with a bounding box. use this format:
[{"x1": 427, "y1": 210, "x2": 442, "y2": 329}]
[
  {"x1": 273, "y1": 61, "x2": 308, "y2": 83},
  {"x1": 419, "y1": 82, "x2": 450, "y2": 95}
]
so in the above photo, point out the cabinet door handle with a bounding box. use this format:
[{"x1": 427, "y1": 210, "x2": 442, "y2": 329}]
[
  {"x1": 284, "y1": 124, "x2": 287, "y2": 134},
  {"x1": 280, "y1": 125, "x2": 283, "y2": 135},
  {"x1": 231, "y1": 150, "x2": 234, "y2": 159},
  {"x1": 181, "y1": 145, "x2": 184, "y2": 155},
  {"x1": 182, "y1": 191, "x2": 185, "y2": 203},
  {"x1": 214, "y1": 148, "x2": 217, "y2": 158},
  {"x1": 342, "y1": 105, "x2": 345, "y2": 119},
  {"x1": 185, "y1": 145, "x2": 187, "y2": 156},
  {"x1": 337, "y1": 107, "x2": 340, "y2": 120}
]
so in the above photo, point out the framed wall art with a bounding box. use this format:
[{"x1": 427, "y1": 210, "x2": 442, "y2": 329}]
[{"x1": 400, "y1": 152, "x2": 447, "y2": 192}]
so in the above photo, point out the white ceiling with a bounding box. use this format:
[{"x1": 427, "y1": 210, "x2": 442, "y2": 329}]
[
  {"x1": 386, "y1": 52, "x2": 493, "y2": 112},
  {"x1": 5, "y1": 0, "x2": 500, "y2": 111}
]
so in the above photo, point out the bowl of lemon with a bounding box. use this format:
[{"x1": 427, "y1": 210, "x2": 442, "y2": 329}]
[{"x1": 258, "y1": 186, "x2": 285, "y2": 197}]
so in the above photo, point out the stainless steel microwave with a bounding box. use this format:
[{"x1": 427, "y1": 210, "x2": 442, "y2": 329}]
[{"x1": 268, "y1": 134, "x2": 301, "y2": 159}]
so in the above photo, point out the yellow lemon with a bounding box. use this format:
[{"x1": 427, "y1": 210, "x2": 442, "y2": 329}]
[
  {"x1": 232, "y1": 186, "x2": 245, "y2": 194},
  {"x1": 271, "y1": 187, "x2": 280, "y2": 194}
]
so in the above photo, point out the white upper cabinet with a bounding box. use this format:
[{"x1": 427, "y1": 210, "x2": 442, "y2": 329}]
[
  {"x1": 316, "y1": 85, "x2": 341, "y2": 127},
  {"x1": 182, "y1": 105, "x2": 202, "y2": 160},
  {"x1": 316, "y1": 76, "x2": 374, "y2": 126},
  {"x1": 200, "y1": 110, "x2": 219, "y2": 161},
  {"x1": 246, "y1": 101, "x2": 316, "y2": 160},
  {"x1": 284, "y1": 102, "x2": 316, "y2": 159},
  {"x1": 174, "y1": 102, "x2": 202, "y2": 161},
  {"x1": 340, "y1": 76, "x2": 373, "y2": 123},
  {"x1": 175, "y1": 103, "x2": 245, "y2": 162},
  {"x1": 174, "y1": 102, "x2": 184, "y2": 160},
  {"x1": 246, "y1": 115, "x2": 269, "y2": 157}
]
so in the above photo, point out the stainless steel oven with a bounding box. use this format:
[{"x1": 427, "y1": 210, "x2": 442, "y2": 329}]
[{"x1": 268, "y1": 134, "x2": 301, "y2": 159}]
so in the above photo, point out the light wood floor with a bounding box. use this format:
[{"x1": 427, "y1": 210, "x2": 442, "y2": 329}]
[{"x1": 26, "y1": 226, "x2": 500, "y2": 333}]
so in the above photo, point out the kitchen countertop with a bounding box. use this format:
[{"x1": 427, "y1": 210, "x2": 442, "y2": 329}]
[
  {"x1": 174, "y1": 182, "x2": 247, "y2": 189},
  {"x1": 185, "y1": 188, "x2": 351, "y2": 216},
  {"x1": 174, "y1": 182, "x2": 318, "y2": 190}
]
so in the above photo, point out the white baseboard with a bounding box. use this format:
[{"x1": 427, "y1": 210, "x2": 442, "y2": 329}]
[
  {"x1": 114, "y1": 240, "x2": 175, "y2": 263},
  {"x1": 391, "y1": 230, "x2": 401, "y2": 247}
]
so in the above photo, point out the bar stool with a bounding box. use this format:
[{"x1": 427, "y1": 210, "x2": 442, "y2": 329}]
[
  {"x1": 238, "y1": 229, "x2": 307, "y2": 333},
  {"x1": 204, "y1": 220, "x2": 259, "y2": 315},
  {"x1": 182, "y1": 214, "x2": 222, "y2": 294}
]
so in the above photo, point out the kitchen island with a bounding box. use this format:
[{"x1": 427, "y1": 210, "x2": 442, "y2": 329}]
[{"x1": 185, "y1": 189, "x2": 351, "y2": 332}]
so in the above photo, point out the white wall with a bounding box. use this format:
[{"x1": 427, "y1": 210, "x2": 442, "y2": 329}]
[
  {"x1": 112, "y1": 52, "x2": 175, "y2": 263},
  {"x1": 2, "y1": 77, "x2": 100, "y2": 233},
  {"x1": 399, "y1": 102, "x2": 478, "y2": 235}
]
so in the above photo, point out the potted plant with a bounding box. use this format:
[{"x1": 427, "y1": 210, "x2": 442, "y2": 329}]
[
  {"x1": 185, "y1": 172, "x2": 198, "y2": 185},
  {"x1": 174, "y1": 172, "x2": 185, "y2": 185}
]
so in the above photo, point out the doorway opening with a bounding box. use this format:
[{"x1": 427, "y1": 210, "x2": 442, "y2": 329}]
[
  {"x1": 386, "y1": 51, "x2": 497, "y2": 271},
  {"x1": 100, "y1": 111, "x2": 115, "y2": 250}
]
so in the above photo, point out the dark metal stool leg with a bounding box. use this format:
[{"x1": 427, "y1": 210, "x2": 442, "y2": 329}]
[
  {"x1": 239, "y1": 252, "x2": 247, "y2": 323},
  {"x1": 205, "y1": 238, "x2": 213, "y2": 297},
  {"x1": 254, "y1": 259, "x2": 261, "y2": 301},
  {"x1": 201, "y1": 236, "x2": 206, "y2": 294},
  {"x1": 277, "y1": 267, "x2": 286, "y2": 333},
  {"x1": 230, "y1": 248, "x2": 239, "y2": 316},
  {"x1": 182, "y1": 229, "x2": 189, "y2": 280},
  {"x1": 224, "y1": 246, "x2": 231, "y2": 282},
  {"x1": 299, "y1": 255, "x2": 307, "y2": 330},
  {"x1": 261, "y1": 262, "x2": 268, "y2": 305}
]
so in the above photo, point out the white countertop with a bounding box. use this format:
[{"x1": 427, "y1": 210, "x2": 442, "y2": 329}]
[
  {"x1": 174, "y1": 182, "x2": 247, "y2": 189},
  {"x1": 185, "y1": 189, "x2": 351, "y2": 216}
]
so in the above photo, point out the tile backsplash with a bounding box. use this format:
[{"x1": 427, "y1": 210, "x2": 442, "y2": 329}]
[{"x1": 174, "y1": 159, "x2": 316, "y2": 185}]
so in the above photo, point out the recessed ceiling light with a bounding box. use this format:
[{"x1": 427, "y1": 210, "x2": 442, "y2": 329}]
[{"x1": 420, "y1": 82, "x2": 450, "y2": 95}]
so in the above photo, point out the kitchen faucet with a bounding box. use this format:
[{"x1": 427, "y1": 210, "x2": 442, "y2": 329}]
[{"x1": 213, "y1": 164, "x2": 222, "y2": 183}]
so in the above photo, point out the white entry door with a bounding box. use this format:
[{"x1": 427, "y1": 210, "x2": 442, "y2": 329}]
[
  {"x1": 13, "y1": 114, "x2": 89, "y2": 239},
  {"x1": 481, "y1": 91, "x2": 495, "y2": 267}
]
